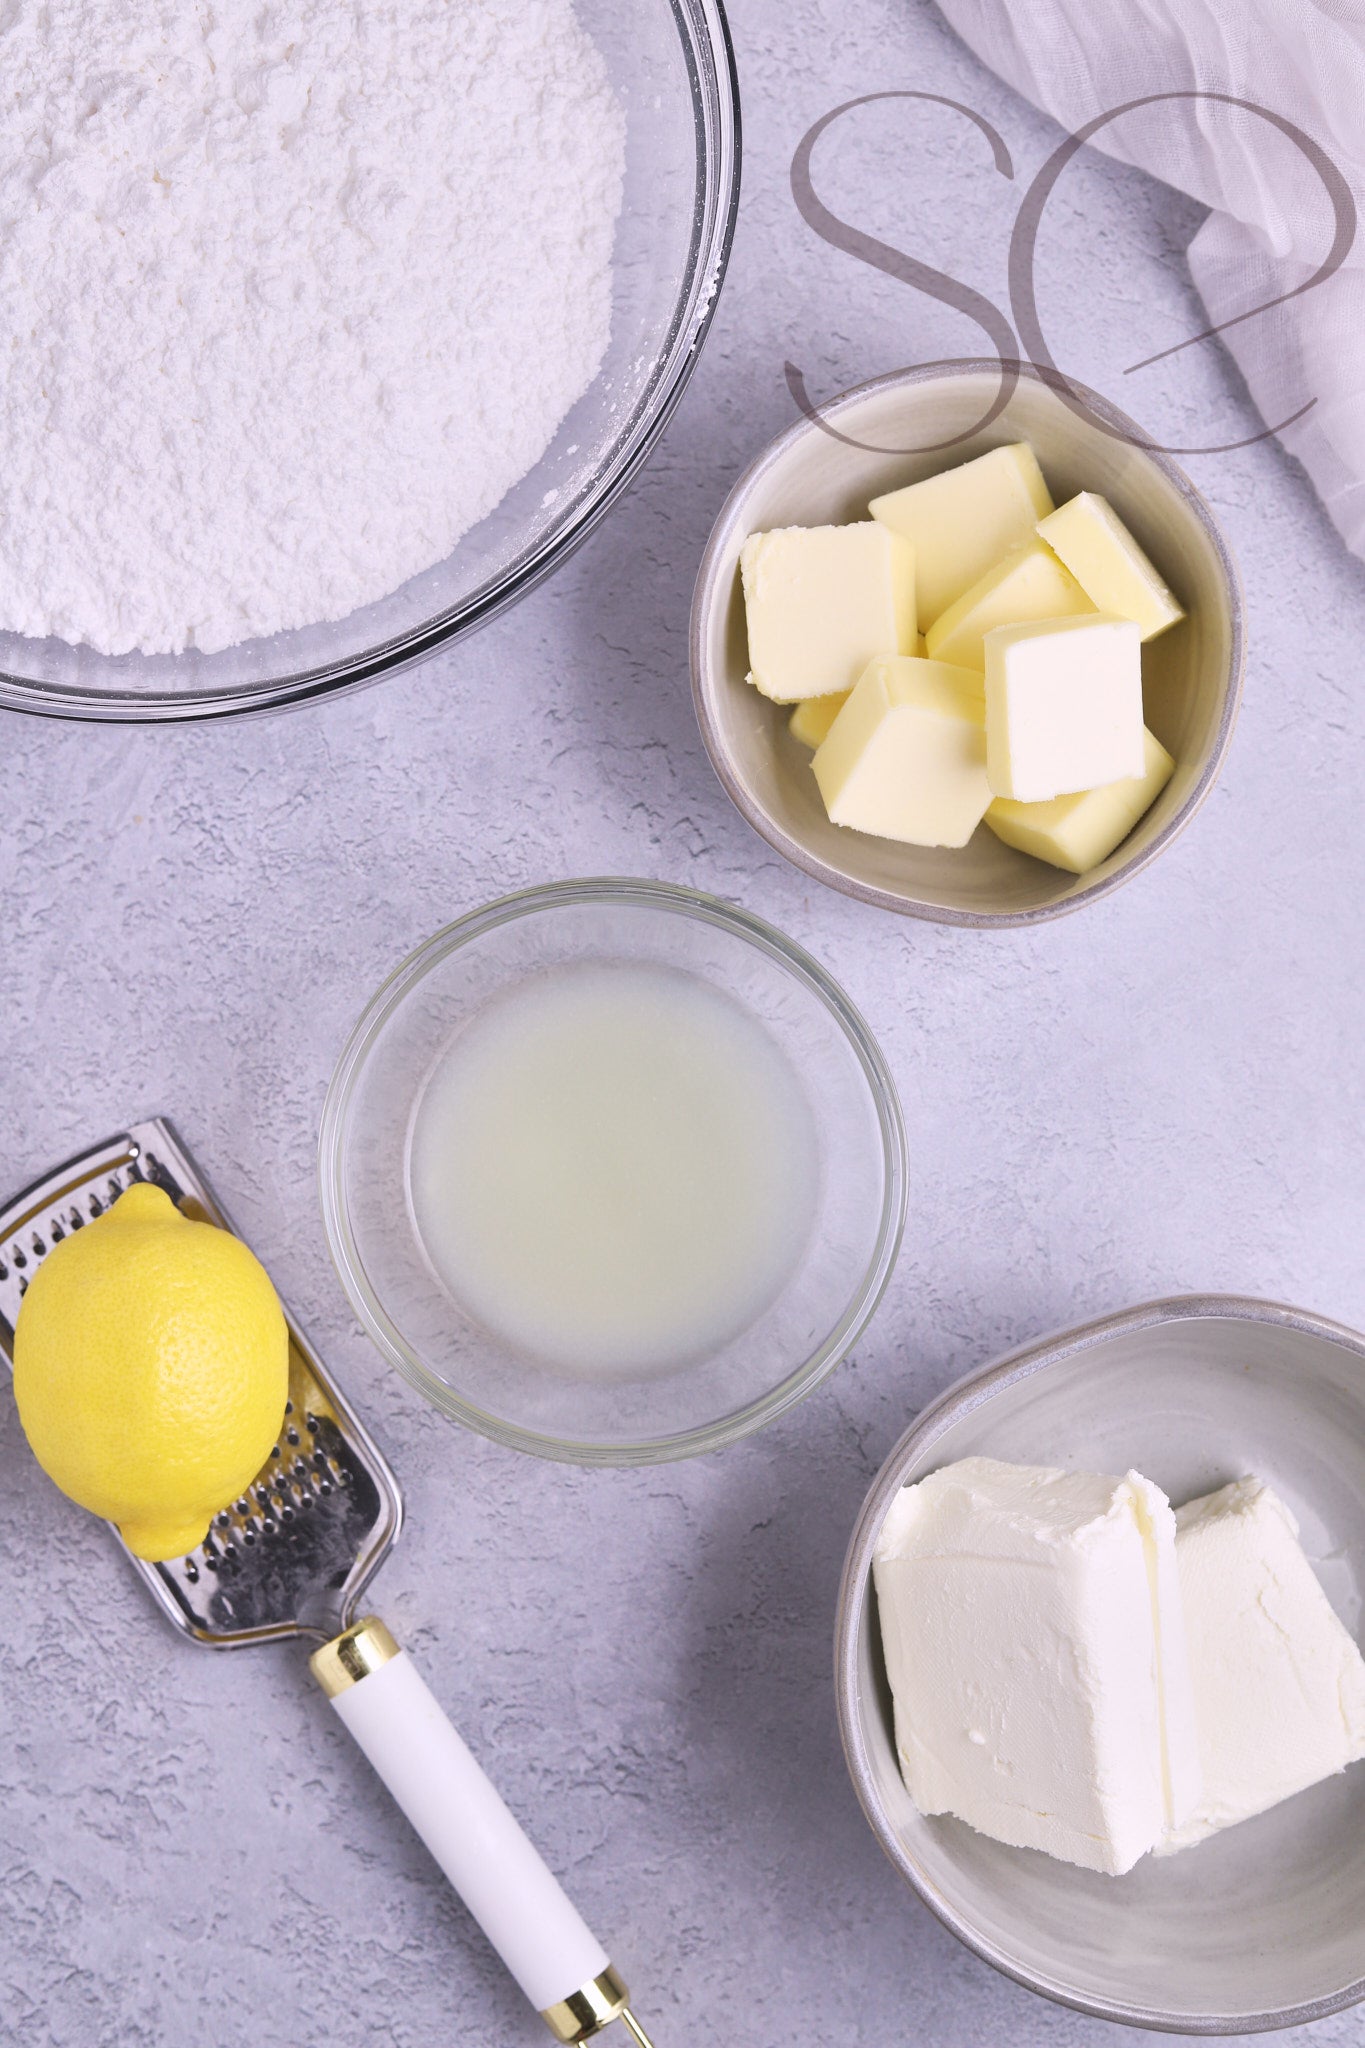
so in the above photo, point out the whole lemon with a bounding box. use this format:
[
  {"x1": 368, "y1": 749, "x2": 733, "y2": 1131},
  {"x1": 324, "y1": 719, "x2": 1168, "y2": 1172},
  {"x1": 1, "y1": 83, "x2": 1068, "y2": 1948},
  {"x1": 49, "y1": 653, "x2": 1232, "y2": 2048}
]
[{"x1": 13, "y1": 1181, "x2": 288, "y2": 1560}]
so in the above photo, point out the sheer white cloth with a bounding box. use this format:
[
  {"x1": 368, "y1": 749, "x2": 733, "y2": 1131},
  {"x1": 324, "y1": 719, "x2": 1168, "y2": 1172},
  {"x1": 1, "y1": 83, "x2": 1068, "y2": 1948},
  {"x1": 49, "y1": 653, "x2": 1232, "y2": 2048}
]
[{"x1": 935, "y1": 0, "x2": 1365, "y2": 557}]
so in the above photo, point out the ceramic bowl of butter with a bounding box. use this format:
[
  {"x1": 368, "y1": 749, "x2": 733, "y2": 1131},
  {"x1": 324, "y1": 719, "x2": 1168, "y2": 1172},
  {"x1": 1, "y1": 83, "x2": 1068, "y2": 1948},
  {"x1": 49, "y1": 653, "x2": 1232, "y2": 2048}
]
[
  {"x1": 691, "y1": 362, "x2": 1243, "y2": 926},
  {"x1": 835, "y1": 1296, "x2": 1365, "y2": 2032}
]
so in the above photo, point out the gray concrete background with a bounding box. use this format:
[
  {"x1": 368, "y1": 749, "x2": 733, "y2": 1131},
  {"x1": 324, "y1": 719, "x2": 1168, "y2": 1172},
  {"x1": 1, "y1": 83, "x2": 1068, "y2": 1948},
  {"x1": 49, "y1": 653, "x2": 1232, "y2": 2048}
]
[{"x1": 4, "y1": 1, "x2": 1365, "y2": 2042}]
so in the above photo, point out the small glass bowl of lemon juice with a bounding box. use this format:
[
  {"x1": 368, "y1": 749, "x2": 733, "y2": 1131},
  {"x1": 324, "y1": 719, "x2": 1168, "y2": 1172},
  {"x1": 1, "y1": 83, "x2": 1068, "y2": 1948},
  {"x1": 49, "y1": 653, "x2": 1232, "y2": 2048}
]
[{"x1": 319, "y1": 879, "x2": 906, "y2": 1464}]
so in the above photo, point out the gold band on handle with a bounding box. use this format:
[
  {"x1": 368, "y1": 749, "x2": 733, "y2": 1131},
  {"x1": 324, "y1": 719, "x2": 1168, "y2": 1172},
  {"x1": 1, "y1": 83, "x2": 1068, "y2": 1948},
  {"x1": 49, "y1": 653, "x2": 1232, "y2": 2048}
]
[
  {"x1": 540, "y1": 1964, "x2": 631, "y2": 2042},
  {"x1": 309, "y1": 1615, "x2": 400, "y2": 1698}
]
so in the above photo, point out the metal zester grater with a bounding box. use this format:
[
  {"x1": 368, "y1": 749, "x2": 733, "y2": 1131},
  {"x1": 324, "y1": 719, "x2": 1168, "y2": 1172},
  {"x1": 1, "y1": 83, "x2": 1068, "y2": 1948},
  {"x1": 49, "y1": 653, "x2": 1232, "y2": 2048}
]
[{"x1": 0, "y1": 1118, "x2": 654, "y2": 2048}]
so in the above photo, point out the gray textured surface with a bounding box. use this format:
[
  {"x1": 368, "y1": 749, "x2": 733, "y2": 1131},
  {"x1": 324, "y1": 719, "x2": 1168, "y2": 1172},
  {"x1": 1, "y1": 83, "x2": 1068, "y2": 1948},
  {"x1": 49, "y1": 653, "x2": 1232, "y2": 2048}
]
[{"x1": 3, "y1": 2, "x2": 1365, "y2": 2044}]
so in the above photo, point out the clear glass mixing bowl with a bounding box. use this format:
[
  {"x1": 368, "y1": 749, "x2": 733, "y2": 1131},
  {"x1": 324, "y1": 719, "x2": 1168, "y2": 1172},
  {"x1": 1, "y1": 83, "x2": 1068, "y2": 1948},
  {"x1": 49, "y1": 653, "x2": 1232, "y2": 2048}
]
[
  {"x1": 319, "y1": 880, "x2": 907, "y2": 1465},
  {"x1": 2, "y1": 1, "x2": 738, "y2": 722}
]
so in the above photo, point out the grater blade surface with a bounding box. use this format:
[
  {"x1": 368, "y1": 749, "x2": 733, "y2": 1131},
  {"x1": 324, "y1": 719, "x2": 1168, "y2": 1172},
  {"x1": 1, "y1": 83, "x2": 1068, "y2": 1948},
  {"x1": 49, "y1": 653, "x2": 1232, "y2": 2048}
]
[{"x1": 0, "y1": 1117, "x2": 401, "y2": 1647}]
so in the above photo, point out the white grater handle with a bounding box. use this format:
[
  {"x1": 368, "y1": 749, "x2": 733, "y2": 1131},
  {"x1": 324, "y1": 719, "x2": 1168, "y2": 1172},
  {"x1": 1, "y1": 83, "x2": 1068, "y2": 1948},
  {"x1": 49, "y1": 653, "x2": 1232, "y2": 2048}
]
[{"x1": 311, "y1": 1618, "x2": 638, "y2": 2042}]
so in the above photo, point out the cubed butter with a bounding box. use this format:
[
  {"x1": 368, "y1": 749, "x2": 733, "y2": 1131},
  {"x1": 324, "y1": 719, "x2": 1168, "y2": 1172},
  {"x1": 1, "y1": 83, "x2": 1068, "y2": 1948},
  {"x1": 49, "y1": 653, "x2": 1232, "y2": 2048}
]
[
  {"x1": 986, "y1": 726, "x2": 1174, "y2": 874},
  {"x1": 1038, "y1": 492, "x2": 1184, "y2": 642},
  {"x1": 786, "y1": 652, "x2": 923, "y2": 749},
  {"x1": 873, "y1": 1457, "x2": 1201, "y2": 1875},
  {"x1": 811, "y1": 655, "x2": 989, "y2": 848},
  {"x1": 926, "y1": 538, "x2": 1093, "y2": 672},
  {"x1": 1159, "y1": 1480, "x2": 1365, "y2": 1854},
  {"x1": 985, "y1": 613, "x2": 1144, "y2": 802},
  {"x1": 870, "y1": 443, "x2": 1053, "y2": 627},
  {"x1": 740, "y1": 523, "x2": 915, "y2": 702},
  {"x1": 788, "y1": 692, "x2": 848, "y2": 749}
]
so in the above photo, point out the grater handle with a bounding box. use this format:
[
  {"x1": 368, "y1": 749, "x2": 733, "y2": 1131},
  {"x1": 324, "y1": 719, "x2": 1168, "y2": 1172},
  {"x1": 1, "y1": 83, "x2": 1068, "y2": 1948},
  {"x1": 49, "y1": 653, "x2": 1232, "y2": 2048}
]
[{"x1": 311, "y1": 1617, "x2": 640, "y2": 2043}]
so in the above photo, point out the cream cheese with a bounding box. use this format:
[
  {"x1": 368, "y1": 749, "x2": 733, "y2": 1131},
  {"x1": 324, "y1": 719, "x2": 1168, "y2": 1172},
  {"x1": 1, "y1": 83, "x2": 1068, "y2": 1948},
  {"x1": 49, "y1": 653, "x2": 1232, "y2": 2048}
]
[
  {"x1": 872, "y1": 1456, "x2": 1200, "y2": 1875},
  {"x1": 1159, "y1": 1478, "x2": 1365, "y2": 1853}
]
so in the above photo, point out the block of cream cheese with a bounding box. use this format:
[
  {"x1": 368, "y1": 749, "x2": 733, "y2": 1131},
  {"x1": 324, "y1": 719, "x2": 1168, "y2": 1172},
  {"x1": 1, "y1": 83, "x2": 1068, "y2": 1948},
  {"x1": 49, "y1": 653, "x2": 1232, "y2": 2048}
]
[
  {"x1": 1038, "y1": 492, "x2": 1184, "y2": 642},
  {"x1": 811, "y1": 655, "x2": 990, "y2": 848},
  {"x1": 986, "y1": 726, "x2": 1175, "y2": 874},
  {"x1": 740, "y1": 523, "x2": 915, "y2": 702},
  {"x1": 985, "y1": 613, "x2": 1144, "y2": 802},
  {"x1": 788, "y1": 692, "x2": 849, "y2": 749},
  {"x1": 870, "y1": 443, "x2": 1053, "y2": 627},
  {"x1": 1159, "y1": 1479, "x2": 1365, "y2": 1854},
  {"x1": 925, "y1": 539, "x2": 1093, "y2": 672},
  {"x1": 873, "y1": 1458, "x2": 1200, "y2": 1874}
]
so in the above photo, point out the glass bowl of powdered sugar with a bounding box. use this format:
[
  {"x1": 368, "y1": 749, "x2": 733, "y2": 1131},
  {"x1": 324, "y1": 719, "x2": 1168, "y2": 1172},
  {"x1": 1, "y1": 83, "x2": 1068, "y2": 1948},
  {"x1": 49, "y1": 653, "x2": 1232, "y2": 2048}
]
[{"x1": 0, "y1": 0, "x2": 738, "y2": 720}]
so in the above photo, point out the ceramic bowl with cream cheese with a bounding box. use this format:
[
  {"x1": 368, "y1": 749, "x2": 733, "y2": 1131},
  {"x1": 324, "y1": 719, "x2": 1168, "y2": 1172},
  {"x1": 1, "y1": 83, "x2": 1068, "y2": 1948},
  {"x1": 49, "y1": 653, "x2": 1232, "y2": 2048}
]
[
  {"x1": 835, "y1": 1296, "x2": 1365, "y2": 2033},
  {"x1": 691, "y1": 361, "x2": 1244, "y2": 927}
]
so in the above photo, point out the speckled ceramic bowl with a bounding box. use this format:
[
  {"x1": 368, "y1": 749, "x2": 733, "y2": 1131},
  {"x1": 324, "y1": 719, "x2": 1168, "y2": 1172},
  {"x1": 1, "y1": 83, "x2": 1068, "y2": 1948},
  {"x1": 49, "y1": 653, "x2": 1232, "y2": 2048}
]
[
  {"x1": 835, "y1": 1296, "x2": 1365, "y2": 2032},
  {"x1": 691, "y1": 362, "x2": 1244, "y2": 926}
]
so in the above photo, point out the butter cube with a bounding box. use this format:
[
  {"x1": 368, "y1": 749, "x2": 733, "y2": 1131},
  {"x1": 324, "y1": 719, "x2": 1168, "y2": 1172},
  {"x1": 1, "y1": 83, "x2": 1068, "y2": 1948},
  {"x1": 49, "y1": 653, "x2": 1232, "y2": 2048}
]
[
  {"x1": 811, "y1": 655, "x2": 989, "y2": 848},
  {"x1": 1038, "y1": 493, "x2": 1184, "y2": 642},
  {"x1": 788, "y1": 692, "x2": 848, "y2": 749},
  {"x1": 1160, "y1": 1480, "x2": 1365, "y2": 1854},
  {"x1": 926, "y1": 539, "x2": 1093, "y2": 672},
  {"x1": 986, "y1": 726, "x2": 1174, "y2": 873},
  {"x1": 985, "y1": 614, "x2": 1144, "y2": 802},
  {"x1": 873, "y1": 1458, "x2": 1201, "y2": 1875},
  {"x1": 870, "y1": 443, "x2": 1053, "y2": 627},
  {"x1": 740, "y1": 523, "x2": 915, "y2": 702}
]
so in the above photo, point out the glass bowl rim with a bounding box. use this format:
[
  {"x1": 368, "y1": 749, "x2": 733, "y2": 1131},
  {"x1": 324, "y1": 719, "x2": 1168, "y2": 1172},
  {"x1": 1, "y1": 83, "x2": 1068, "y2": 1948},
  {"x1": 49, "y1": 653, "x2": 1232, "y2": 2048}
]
[
  {"x1": 1, "y1": 0, "x2": 741, "y2": 724},
  {"x1": 318, "y1": 875, "x2": 908, "y2": 1465}
]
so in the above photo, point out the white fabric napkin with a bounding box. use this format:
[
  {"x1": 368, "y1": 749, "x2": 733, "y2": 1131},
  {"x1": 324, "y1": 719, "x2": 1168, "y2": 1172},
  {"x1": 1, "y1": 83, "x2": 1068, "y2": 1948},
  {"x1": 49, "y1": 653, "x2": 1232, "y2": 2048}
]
[{"x1": 935, "y1": 0, "x2": 1365, "y2": 559}]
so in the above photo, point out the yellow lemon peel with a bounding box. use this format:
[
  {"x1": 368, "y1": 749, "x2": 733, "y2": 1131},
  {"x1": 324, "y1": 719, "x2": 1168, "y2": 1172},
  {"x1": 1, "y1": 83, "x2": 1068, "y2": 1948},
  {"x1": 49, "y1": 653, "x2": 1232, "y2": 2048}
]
[{"x1": 13, "y1": 1181, "x2": 288, "y2": 1560}]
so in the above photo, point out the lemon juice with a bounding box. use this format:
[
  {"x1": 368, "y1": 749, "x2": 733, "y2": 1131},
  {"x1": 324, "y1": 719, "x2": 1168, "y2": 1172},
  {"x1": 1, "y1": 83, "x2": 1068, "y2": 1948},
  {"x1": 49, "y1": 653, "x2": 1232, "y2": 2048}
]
[{"x1": 407, "y1": 960, "x2": 819, "y2": 1377}]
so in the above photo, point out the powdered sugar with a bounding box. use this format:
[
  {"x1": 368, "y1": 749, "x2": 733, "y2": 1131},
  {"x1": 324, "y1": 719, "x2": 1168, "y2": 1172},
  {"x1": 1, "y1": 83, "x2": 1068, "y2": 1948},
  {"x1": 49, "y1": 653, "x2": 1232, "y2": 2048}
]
[{"x1": 0, "y1": 0, "x2": 624, "y2": 656}]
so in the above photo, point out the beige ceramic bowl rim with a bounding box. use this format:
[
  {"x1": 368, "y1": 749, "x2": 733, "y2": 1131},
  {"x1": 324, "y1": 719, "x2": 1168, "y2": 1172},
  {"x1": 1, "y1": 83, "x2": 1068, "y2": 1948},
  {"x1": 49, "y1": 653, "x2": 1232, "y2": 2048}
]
[
  {"x1": 834, "y1": 1292, "x2": 1365, "y2": 2035},
  {"x1": 690, "y1": 360, "x2": 1247, "y2": 929}
]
